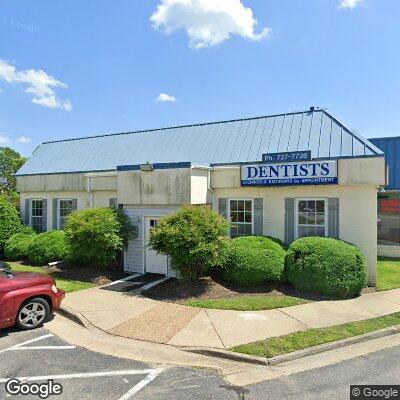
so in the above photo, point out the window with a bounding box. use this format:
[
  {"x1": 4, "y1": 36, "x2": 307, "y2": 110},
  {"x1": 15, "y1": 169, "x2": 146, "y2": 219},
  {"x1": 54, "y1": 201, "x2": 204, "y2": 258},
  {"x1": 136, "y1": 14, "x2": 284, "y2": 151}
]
[
  {"x1": 58, "y1": 199, "x2": 76, "y2": 229},
  {"x1": 296, "y1": 199, "x2": 327, "y2": 238},
  {"x1": 377, "y1": 192, "x2": 400, "y2": 246},
  {"x1": 109, "y1": 198, "x2": 118, "y2": 209},
  {"x1": 30, "y1": 199, "x2": 43, "y2": 232},
  {"x1": 229, "y1": 199, "x2": 253, "y2": 237}
]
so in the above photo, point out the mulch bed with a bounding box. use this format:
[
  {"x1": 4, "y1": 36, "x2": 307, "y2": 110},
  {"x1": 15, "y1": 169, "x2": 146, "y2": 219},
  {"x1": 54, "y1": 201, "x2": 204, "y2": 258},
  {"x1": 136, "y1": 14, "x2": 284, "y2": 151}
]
[
  {"x1": 143, "y1": 275, "x2": 334, "y2": 302},
  {"x1": 17, "y1": 261, "x2": 127, "y2": 286}
]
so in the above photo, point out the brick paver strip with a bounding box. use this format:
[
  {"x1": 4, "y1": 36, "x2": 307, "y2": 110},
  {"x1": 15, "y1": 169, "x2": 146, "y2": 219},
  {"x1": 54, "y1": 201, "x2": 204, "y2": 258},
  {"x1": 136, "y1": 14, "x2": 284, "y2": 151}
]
[{"x1": 108, "y1": 303, "x2": 201, "y2": 344}]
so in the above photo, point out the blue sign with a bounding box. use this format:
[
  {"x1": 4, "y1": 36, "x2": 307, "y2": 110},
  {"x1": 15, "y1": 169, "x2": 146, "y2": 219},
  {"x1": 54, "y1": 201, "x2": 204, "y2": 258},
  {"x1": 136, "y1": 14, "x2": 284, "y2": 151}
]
[
  {"x1": 262, "y1": 150, "x2": 311, "y2": 163},
  {"x1": 241, "y1": 159, "x2": 338, "y2": 187}
]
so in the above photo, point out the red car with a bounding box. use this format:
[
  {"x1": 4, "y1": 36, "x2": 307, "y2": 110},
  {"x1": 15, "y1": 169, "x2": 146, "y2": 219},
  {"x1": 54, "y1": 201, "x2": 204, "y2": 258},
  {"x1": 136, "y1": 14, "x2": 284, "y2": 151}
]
[{"x1": 0, "y1": 264, "x2": 65, "y2": 330}]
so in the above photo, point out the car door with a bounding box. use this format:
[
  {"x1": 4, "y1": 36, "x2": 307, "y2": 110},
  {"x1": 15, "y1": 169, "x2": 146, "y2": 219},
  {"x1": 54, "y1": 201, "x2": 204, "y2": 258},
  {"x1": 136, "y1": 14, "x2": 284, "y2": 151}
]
[{"x1": 0, "y1": 274, "x2": 14, "y2": 327}]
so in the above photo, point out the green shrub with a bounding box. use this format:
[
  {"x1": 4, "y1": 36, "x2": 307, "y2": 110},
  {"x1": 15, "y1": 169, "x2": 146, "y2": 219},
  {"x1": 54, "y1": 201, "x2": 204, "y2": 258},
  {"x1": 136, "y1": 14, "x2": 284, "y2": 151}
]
[
  {"x1": 19, "y1": 225, "x2": 36, "y2": 235},
  {"x1": 27, "y1": 230, "x2": 69, "y2": 265},
  {"x1": 0, "y1": 196, "x2": 23, "y2": 252},
  {"x1": 286, "y1": 237, "x2": 367, "y2": 298},
  {"x1": 149, "y1": 205, "x2": 229, "y2": 281},
  {"x1": 222, "y1": 236, "x2": 286, "y2": 286},
  {"x1": 65, "y1": 207, "x2": 132, "y2": 268},
  {"x1": 4, "y1": 232, "x2": 37, "y2": 260}
]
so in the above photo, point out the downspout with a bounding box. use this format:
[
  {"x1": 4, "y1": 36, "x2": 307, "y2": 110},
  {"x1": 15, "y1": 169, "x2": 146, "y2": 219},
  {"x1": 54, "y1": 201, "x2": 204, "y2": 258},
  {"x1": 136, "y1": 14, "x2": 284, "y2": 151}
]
[
  {"x1": 208, "y1": 168, "x2": 214, "y2": 208},
  {"x1": 86, "y1": 176, "x2": 94, "y2": 208}
]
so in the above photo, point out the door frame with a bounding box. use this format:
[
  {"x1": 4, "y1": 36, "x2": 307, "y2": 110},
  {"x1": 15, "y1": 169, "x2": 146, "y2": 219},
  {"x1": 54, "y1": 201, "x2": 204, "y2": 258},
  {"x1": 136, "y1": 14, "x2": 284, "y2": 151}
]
[{"x1": 143, "y1": 215, "x2": 168, "y2": 276}]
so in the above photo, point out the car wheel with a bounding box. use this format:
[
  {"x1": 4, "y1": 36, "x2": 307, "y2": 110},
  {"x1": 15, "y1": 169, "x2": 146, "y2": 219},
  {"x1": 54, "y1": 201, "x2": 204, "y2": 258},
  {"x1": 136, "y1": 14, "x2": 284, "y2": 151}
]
[{"x1": 16, "y1": 298, "x2": 50, "y2": 330}]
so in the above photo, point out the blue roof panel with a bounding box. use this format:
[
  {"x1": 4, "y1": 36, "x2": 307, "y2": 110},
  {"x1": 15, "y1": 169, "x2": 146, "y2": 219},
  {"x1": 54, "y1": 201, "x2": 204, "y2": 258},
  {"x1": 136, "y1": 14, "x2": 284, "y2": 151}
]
[{"x1": 17, "y1": 109, "x2": 383, "y2": 176}]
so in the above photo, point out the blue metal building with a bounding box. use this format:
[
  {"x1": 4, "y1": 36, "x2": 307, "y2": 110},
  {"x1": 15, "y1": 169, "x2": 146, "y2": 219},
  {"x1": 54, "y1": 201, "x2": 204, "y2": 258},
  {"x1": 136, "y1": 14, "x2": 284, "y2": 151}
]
[{"x1": 370, "y1": 136, "x2": 400, "y2": 191}]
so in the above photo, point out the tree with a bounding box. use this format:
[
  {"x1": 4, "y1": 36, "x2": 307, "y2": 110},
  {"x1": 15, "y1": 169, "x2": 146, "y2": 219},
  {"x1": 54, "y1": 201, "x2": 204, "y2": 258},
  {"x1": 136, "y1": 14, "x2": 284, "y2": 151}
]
[
  {"x1": 0, "y1": 195, "x2": 23, "y2": 252},
  {"x1": 0, "y1": 147, "x2": 26, "y2": 194}
]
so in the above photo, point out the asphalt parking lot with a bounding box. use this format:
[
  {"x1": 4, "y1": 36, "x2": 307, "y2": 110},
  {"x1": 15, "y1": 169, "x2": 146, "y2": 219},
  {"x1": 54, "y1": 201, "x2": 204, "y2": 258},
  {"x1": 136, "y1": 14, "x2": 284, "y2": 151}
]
[
  {"x1": 0, "y1": 327, "x2": 238, "y2": 400},
  {"x1": 1, "y1": 326, "x2": 400, "y2": 399}
]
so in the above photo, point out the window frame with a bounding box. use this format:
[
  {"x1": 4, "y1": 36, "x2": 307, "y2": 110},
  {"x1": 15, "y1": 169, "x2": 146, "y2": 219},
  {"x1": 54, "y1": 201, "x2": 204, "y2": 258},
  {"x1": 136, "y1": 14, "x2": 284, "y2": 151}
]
[
  {"x1": 57, "y1": 198, "x2": 75, "y2": 230},
  {"x1": 29, "y1": 198, "x2": 44, "y2": 232},
  {"x1": 295, "y1": 198, "x2": 328, "y2": 239},
  {"x1": 227, "y1": 198, "x2": 254, "y2": 238}
]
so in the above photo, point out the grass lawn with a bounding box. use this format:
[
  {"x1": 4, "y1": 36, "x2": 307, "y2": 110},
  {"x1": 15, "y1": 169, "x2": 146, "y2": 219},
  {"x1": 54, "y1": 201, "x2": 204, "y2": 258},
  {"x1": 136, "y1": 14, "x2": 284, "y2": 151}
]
[
  {"x1": 7, "y1": 262, "x2": 94, "y2": 293},
  {"x1": 232, "y1": 312, "x2": 400, "y2": 358},
  {"x1": 377, "y1": 257, "x2": 400, "y2": 291},
  {"x1": 183, "y1": 295, "x2": 309, "y2": 311}
]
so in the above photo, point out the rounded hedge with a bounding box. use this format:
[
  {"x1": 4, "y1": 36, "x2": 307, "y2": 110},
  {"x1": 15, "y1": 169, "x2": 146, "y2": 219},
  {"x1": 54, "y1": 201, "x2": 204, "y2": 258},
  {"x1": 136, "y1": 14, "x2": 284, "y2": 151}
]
[
  {"x1": 221, "y1": 236, "x2": 286, "y2": 286},
  {"x1": 286, "y1": 237, "x2": 367, "y2": 298},
  {"x1": 4, "y1": 232, "x2": 37, "y2": 260},
  {"x1": 27, "y1": 230, "x2": 69, "y2": 265},
  {"x1": 65, "y1": 207, "x2": 132, "y2": 268},
  {"x1": 0, "y1": 196, "x2": 23, "y2": 252},
  {"x1": 149, "y1": 205, "x2": 229, "y2": 281}
]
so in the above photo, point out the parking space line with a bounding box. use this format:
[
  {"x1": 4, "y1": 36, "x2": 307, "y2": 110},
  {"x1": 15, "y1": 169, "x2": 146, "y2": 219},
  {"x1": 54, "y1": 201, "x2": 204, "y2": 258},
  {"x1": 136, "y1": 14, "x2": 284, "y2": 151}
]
[
  {"x1": 0, "y1": 368, "x2": 164, "y2": 399},
  {"x1": 118, "y1": 369, "x2": 163, "y2": 400},
  {"x1": 0, "y1": 334, "x2": 75, "y2": 354}
]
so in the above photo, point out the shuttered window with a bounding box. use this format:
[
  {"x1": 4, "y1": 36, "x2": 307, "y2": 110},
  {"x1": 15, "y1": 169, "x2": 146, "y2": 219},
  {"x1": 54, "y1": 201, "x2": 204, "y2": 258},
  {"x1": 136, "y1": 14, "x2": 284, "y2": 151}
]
[
  {"x1": 58, "y1": 199, "x2": 77, "y2": 229},
  {"x1": 296, "y1": 199, "x2": 327, "y2": 238},
  {"x1": 30, "y1": 199, "x2": 43, "y2": 232},
  {"x1": 229, "y1": 199, "x2": 253, "y2": 237}
]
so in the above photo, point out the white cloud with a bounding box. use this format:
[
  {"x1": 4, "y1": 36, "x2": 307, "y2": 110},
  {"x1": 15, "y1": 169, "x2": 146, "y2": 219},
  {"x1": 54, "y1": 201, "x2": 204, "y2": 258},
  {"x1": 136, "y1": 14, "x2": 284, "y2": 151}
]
[
  {"x1": 0, "y1": 59, "x2": 72, "y2": 111},
  {"x1": 17, "y1": 135, "x2": 31, "y2": 144},
  {"x1": 0, "y1": 88, "x2": 3, "y2": 93},
  {"x1": 339, "y1": 0, "x2": 364, "y2": 9},
  {"x1": 0, "y1": 135, "x2": 10, "y2": 145},
  {"x1": 150, "y1": 0, "x2": 271, "y2": 49},
  {"x1": 157, "y1": 93, "x2": 177, "y2": 102}
]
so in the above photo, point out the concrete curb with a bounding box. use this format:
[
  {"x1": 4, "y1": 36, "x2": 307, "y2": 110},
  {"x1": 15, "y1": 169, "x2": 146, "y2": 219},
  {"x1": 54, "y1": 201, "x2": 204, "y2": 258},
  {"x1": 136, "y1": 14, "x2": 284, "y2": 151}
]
[
  {"x1": 58, "y1": 303, "x2": 400, "y2": 367},
  {"x1": 184, "y1": 325, "x2": 400, "y2": 366},
  {"x1": 57, "y1": 305, "x2": 91, "y2": 329}
]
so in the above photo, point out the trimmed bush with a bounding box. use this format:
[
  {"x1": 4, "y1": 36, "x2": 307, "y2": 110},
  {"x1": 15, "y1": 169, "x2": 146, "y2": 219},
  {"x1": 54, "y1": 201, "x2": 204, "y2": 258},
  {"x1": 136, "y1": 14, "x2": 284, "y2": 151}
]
[
  {"x1": 286, "y1": 237, "x2": 367, "y2": 298},
  {"x1": 65, "y1": 207, "x2": 133, "y2": 268},
  {"x1": 27, "y1": 231, "x2": 69, "y2": 265},
  {"x1": 0, "y1": 196, "x2": 23, "y2": 252},
  {"x1": 4, "y1": 232, "x2": 37, "y2": 260},
  {"x1": 221, "y1": 236, "x2": 286, "y2": 286},
  {"x1": 149, "y1": 205, "x2": 229, "y2": 281}
]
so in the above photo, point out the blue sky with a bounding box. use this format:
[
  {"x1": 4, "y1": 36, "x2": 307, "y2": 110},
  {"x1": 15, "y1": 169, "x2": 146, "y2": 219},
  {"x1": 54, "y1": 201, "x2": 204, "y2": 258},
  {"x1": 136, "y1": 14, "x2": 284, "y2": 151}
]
[{"x1": 0, "y1": 0, "x2": 399, "y2": 156}]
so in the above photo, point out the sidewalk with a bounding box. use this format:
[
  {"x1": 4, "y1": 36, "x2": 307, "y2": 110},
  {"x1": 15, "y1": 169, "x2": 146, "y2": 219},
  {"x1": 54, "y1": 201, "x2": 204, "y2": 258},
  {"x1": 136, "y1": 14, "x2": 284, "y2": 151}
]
[{"x1": 62, "y1": 286, "x2": 400, "y2": 349}]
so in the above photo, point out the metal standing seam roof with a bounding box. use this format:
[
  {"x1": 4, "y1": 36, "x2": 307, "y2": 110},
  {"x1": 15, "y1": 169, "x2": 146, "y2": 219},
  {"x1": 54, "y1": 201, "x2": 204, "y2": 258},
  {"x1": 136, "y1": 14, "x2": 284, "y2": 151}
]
[
  {"x1": 17, "y1": 109, "x2": 383, "y2": 176},
  {"x1": 369, "y1": 136, "x2": 400, "y2": 190}
]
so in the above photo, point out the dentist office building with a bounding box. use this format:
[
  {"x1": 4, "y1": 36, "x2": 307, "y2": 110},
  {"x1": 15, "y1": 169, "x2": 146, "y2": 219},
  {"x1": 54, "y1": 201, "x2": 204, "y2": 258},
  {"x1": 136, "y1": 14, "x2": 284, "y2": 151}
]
[{"x1": 16, "y1": 108, "x2": 386, "y2": 285}]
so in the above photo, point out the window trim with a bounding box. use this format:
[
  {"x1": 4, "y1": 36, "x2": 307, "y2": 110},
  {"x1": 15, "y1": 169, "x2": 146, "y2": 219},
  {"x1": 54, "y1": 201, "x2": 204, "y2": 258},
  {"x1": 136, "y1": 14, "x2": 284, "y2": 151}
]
[
  {"x1": 227, "y1": 198, "x2": 254, "y2": 237},
  {"x1": 57, "y1": 198, "x2": 74, "y2": 230},
  {"x1": 29, "y1": 198, "x2": 44, "y2": 231},
  {"x1": 295, "y1": 198, "x2": 328, "y2": 239}
]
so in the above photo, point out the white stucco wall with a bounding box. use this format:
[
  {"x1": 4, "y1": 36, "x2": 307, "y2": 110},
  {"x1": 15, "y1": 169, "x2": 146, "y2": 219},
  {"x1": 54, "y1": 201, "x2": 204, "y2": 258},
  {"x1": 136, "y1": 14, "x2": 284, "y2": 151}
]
[
  {"x1": 190, "y1": 167, "x2": 210, "y2": 204},
  {"x1": 19, "y1": 190, "x2": 118, "y2": 231},
  {"x1": 211, "y1": 184, "x2": 378, "y2": 284},
  {"x1": 211, "y1": 156, "x2": 384, "y2": 286},
  {"x1": 118, "y1": 168, "x2": 192, "y2": 205}
]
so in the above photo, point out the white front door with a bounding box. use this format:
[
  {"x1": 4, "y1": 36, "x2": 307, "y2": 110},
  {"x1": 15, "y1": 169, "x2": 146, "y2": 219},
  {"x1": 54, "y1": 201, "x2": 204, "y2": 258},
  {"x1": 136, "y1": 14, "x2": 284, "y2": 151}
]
[{"x1": 145, "y1": 217, "x2": 168, "y2": 275}]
